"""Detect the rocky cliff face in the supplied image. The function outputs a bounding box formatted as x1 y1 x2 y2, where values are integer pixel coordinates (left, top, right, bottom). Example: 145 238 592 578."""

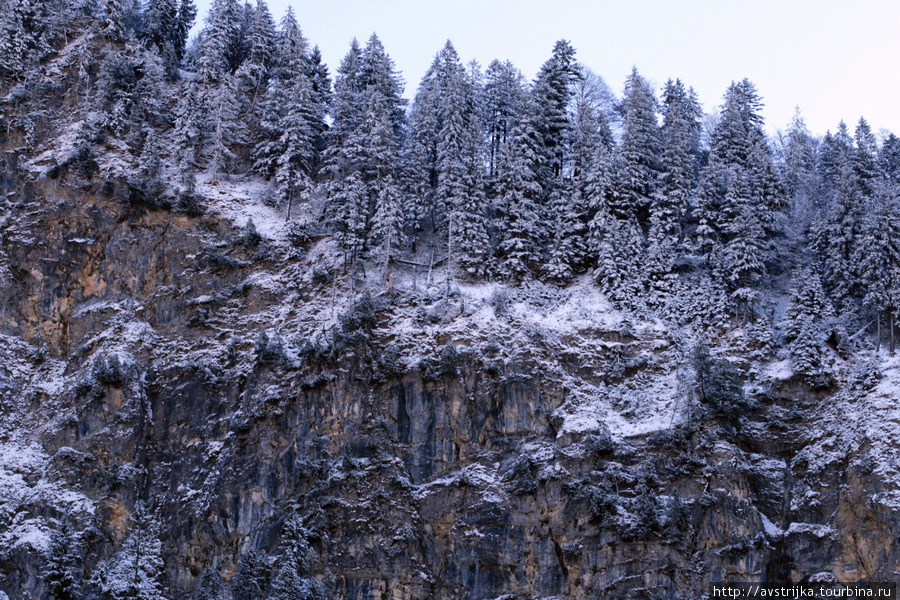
1 154 900 600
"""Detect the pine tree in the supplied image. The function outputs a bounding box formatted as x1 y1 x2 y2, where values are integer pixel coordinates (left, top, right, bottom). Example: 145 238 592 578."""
208 74 244 179
482 59 524 180
856 193 900 353
812 164 866 310
532 40 580 183
880 133 900 186
496 104 546 279
269 516 326 600
193 565 230 600
174 81 207 171
619 67 663 225
781 268 833 376
657 78 701 244
42 515 82 600
723 168 766 321
197 0 241 82
854 117 880 198
781 267 834 343
235 0 275 104
323 35 404 260
96 502 166 600
231 550 271 600
693 79 783 282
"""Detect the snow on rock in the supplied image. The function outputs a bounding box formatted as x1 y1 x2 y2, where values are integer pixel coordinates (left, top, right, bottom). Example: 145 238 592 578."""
785 522 836 539
0 443 96 553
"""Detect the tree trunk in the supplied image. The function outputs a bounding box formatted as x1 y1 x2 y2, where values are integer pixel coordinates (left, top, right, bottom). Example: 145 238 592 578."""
888 310 894 356
876 311 882 354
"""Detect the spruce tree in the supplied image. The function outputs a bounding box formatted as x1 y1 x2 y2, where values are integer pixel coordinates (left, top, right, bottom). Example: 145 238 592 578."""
856 194 900 352
42 515 82 600
657 78 701 244
231 550 271 600
619 67 663 225
269 516 326 600
95 502 167 600
496 103 546 279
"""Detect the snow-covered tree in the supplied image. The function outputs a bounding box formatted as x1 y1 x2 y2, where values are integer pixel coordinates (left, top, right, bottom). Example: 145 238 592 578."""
781 268 834 375
95 502 166 600
231 550 271 600
269 516 326 600
532 39 580 183
619 67 663 225
657 78 701 244
496 103 546 279
42 515 82 600
857 193 900 352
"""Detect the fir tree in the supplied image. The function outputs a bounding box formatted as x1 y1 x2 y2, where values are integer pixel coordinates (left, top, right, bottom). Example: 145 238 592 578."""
208 74 244 179
532 40 580 183
193 565 230 600
812 164 866 310
231 550 271 600
482 59 524 180
42 515 82 600
723 168 766 321
269 516 326 600
197 0 241 82
95 502 166 600
657 78 701 244
496 104 546 279
781 268 834 375
619 67 663 225
174 81 207 171
856 193 900 353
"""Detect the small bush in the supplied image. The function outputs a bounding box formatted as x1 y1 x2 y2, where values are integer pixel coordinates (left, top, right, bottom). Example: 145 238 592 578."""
241 219 262 248
585 430 615 459
287 220 312 248
439 341 458 377
311 268 332 286
93 354 126 387
70 142 99 178
506 455 538 495
174 188 205 216
255 330 285 366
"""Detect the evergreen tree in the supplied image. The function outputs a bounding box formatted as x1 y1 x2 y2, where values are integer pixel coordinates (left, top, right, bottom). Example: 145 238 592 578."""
781 268 834 376
231 550 271 600
323 35 404 259
657 78 701 244
42 515 82 600
780 107 818 203
235 0 275 103
482 59 524 180
723 168 766 321
532 40 580 183
269 516 326 600
174 81 208 171
208 74 244 179
880 133 900 186
812 164 866 310
197 0 242 82
693 79 783 289
853 117 880 198
619 67 663 224
193 565 230 600
95 502 166 600
856 193 900 352
496 103 546 279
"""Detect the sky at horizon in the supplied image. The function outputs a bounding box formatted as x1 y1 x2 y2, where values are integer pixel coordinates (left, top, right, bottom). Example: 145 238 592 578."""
191 0 900 138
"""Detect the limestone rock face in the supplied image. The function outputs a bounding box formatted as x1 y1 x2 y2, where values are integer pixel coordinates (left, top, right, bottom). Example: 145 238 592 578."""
2 174 900 600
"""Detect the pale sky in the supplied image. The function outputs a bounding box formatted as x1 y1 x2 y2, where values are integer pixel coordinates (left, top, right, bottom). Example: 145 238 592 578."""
192 0 900 137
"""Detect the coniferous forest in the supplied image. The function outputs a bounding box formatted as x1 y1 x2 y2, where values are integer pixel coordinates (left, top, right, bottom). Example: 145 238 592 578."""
5 1 900 599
